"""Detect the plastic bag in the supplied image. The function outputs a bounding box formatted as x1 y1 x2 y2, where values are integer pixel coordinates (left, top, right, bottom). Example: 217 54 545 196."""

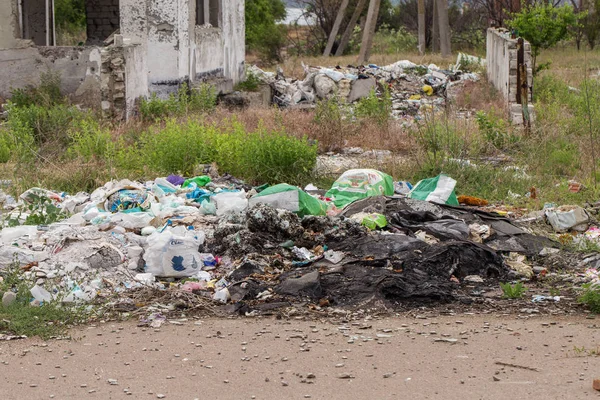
325 169 395 208
143 228 205 278
361 213 388 230
249 184 328 217
213 191 248 216
408 174 459 206
110 212 155 230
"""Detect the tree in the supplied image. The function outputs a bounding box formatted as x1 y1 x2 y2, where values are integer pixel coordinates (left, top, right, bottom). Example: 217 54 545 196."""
245 0 287 62
508 3 579 74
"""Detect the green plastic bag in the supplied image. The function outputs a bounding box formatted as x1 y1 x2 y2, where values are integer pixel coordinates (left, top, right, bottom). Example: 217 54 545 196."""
182 175 211 188
408 174 459 206
248 184 328 217
361 213 387 230
325 169 395 208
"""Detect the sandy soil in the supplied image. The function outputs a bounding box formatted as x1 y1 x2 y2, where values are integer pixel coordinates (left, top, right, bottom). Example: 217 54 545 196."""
1 314 599 400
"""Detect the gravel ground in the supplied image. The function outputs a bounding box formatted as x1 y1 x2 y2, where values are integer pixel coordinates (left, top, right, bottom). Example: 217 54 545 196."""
1 314 599 400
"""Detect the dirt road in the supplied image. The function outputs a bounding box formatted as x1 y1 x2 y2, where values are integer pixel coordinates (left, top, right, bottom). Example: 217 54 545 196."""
1 314 599 399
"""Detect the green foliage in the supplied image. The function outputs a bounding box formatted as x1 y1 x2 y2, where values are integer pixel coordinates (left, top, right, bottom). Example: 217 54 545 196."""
354 87 392 125
235 69 262 92
54 0 86 36
6 193 66 227
500 282 527 299
508 4 579 74
0 263 88 339
10 70 64 108
139 83 217 121
314 98 348 152
372 25 418 55
103 119 318 185
67 119 115 162
578 283 600 313
139 120 216 176
475 111 517 150
245 0 287 62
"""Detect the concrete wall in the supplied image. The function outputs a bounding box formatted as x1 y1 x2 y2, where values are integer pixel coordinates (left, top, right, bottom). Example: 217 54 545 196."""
0 0 20 49
123 44 148 119
86 0 121 44
486 28 534 124
192 0 244 85
0 46 101 108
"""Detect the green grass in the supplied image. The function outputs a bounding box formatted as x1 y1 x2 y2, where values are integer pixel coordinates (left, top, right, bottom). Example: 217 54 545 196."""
0 264 90 339
500 282 527 299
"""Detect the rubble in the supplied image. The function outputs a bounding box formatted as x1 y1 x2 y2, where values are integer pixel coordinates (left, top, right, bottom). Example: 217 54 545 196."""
248 58 479 119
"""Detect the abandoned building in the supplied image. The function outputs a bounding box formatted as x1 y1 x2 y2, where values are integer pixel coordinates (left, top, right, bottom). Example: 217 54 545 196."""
0 0 245 119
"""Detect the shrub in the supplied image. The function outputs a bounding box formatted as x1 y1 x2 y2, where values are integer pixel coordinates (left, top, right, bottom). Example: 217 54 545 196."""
235 69 262 92
67 119 115 162
139 83 217 121
213 120 317 186
500 282 527 299
314 98 346 151
354 86 392 125
475 111 517 150
9 70 64 108
579 283 600 313
139 120 217 176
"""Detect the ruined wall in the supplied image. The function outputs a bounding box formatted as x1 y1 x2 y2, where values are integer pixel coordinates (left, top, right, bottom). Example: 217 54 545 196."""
192 0 245 86
220 0 245 85
123 44 148 119
0 0 20 49
486 28 534 124
86 0 121 44
0 46 101 108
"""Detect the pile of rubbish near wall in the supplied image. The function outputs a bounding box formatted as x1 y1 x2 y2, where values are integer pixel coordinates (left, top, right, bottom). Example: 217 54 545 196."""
247 54 482 120
0 168 594 320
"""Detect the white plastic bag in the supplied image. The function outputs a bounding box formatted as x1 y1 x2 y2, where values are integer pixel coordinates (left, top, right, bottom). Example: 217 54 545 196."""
212 191 248 216
110 212 155 230
143 228 205 277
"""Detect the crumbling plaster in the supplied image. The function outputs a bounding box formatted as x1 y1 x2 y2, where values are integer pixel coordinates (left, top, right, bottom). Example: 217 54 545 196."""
0 46 101 108
0 0 21 49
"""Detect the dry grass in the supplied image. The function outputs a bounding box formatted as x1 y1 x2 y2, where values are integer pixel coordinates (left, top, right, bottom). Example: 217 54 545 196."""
538 46 600 87
205 106 411 153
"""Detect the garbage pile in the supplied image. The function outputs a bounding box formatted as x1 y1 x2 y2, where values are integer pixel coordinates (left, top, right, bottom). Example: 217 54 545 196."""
247 55 481 119
0 169 579 316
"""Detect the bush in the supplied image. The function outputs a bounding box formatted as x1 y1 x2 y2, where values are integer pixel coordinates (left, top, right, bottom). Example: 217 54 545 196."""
235 70 262 92
245 0 287 63
213 120 317 185
10 70 64 108
139 83 217 121
475 111 517 150
139 120 217 176
579 283 600 313
354 87 392 125
372 25 418 55
67 119 115 162
314 98 347 151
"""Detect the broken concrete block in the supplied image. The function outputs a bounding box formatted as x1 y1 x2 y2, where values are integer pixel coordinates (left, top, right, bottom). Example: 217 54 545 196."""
314 74 336 99
276 271 321 298
2 291 16 307
348 77 376 103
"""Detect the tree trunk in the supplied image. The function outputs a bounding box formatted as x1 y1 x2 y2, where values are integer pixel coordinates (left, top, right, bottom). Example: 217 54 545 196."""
418 0 426 55
432 0 439 53
436 0 451 57
324 0 350 56
358 0 381 64
335 0 368 56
